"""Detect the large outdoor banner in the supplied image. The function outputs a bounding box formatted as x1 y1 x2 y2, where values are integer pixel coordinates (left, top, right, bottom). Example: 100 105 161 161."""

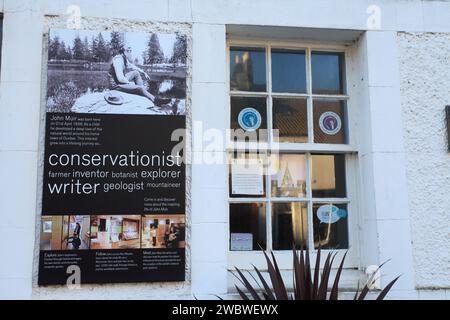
38 28 187 285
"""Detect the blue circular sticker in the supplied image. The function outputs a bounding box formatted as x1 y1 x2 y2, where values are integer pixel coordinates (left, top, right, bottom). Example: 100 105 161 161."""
238 108 262 132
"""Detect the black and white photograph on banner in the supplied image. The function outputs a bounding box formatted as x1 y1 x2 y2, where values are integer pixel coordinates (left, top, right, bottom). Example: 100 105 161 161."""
46 29 187 115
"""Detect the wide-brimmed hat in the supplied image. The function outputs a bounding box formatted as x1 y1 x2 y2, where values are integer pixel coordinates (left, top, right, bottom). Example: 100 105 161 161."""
104 91 124 105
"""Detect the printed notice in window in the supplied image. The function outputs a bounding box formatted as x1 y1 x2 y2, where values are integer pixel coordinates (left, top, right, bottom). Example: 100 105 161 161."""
230 233 253 251
231 159 264 195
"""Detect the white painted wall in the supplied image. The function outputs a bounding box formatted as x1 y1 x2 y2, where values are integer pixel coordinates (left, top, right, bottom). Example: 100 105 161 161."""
0 0 450 299
398 32 450 290
0 0 44 300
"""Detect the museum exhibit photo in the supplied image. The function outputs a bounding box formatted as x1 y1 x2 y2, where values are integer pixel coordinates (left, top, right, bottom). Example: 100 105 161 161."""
141 215 185 249
40 215 90 250
90 215 141 249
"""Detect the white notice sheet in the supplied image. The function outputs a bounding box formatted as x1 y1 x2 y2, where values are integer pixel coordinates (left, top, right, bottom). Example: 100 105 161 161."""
231 159 264 195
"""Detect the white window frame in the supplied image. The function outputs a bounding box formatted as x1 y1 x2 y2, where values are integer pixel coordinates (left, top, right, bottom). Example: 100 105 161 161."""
226 39 361 271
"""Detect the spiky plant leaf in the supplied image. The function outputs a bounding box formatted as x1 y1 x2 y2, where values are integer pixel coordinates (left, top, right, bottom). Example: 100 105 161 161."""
234 247 398 301
317 252 336 299
271 251 289 300
262 250 288 300
253 265 275 300
234 267 261 300
357 261 388 300
312 247 321 300
235 285 250 300
376 276 401 300
304 245 312 299
329 251 348 300
353 281 360 300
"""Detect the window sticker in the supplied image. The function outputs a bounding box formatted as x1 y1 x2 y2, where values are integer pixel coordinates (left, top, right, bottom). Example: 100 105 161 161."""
316 204 347 224
319 111 342 135
238 107 262 131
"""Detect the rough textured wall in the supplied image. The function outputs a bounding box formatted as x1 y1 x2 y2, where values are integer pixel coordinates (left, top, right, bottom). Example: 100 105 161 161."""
397 32 450 289
33 16 192 299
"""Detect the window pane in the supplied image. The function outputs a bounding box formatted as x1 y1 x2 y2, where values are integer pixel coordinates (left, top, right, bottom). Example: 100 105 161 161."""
230 47 266 92
311 52 344 94
271 49 306 93
311 154 346 198
272 202 308 250
271 154 307 198
313 203 349 249
273 98 308 143
229 152 267 198
230 96 267 142
230 203 266 250
313 100 346 144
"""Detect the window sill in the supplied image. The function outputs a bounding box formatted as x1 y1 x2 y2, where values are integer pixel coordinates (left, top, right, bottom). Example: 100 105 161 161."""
226 142 358 153
228 250 359 270
227 268 365 294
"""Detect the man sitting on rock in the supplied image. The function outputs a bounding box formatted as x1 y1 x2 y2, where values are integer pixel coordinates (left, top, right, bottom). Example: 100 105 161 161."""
109 46 169 106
